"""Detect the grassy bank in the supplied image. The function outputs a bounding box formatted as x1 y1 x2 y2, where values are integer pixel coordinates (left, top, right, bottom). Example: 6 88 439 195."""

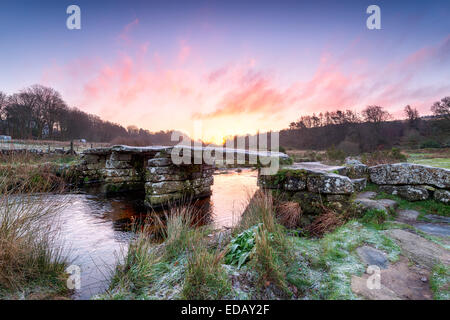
0 179 71 299
102 190 448 300
0 153 80 193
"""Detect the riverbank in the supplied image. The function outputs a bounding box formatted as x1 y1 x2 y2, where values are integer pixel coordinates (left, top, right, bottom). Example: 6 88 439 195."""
97 190 449 300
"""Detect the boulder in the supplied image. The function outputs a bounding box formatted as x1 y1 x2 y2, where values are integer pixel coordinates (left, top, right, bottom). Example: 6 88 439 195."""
379 185 429 201
145 181 186 195
351 178 367 192
105 159 132 169
354 198 398 214
345 158 369 178
396 209 420 222
434 189 450 204
369 163 450 189
284 176 307 191
257 172 307 191
307 173 354 194
356 191 377 200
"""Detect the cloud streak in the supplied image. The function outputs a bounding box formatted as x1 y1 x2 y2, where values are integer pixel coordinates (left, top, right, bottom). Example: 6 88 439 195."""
41 20 450 141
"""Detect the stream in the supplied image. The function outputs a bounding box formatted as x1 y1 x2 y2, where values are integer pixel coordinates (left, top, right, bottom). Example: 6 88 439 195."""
51 168 257 299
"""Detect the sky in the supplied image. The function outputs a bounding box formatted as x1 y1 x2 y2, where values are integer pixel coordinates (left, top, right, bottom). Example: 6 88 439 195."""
0 0 449 143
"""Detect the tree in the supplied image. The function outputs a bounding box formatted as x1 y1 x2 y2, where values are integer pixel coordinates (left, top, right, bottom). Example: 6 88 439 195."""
431 97 450 121
362 105 391 123
404 105 420 128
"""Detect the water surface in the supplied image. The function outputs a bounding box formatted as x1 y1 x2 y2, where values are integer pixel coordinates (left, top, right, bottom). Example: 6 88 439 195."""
54 168 257 299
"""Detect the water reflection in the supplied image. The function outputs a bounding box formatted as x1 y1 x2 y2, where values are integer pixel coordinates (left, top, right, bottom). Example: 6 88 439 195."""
54 168 257 299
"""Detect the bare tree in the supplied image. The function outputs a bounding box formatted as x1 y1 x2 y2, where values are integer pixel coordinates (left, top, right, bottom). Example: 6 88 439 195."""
362 105 391 123
404 105 419 121
431 97 450 121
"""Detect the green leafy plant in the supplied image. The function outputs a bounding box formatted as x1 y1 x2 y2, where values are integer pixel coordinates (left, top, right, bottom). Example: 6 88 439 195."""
225 224 263 268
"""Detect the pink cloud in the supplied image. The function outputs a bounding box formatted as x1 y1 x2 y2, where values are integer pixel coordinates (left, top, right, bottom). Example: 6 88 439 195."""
41 25 450 136
118 18 139 44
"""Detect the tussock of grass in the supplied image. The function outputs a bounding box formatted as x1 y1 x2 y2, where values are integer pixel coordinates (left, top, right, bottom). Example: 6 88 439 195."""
182 245 230 299
231 191 294 298
276 201 302 229
0 179 70 299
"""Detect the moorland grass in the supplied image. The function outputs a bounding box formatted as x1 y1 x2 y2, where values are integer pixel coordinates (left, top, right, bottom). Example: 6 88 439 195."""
0 178 70 299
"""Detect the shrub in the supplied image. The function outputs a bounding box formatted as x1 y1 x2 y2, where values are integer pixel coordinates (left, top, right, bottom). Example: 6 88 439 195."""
420 140 441 149
326 146 346 161
337 140 360 156
360 148 407 166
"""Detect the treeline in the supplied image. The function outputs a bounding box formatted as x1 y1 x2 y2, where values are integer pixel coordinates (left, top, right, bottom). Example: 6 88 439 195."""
0 85 176 144
224 98 450 153
280 100 450 153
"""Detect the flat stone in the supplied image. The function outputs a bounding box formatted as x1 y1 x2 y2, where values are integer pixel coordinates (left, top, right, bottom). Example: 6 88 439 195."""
104 168 138 178
351 276 401 300
397 210 420 221
346 163 369 179
307 173 354 194
147 157 172 167
379 185 429 201
354 198 397 213
110 151 132 161
423 215 450 224
356 246 389 269
356 191 377 200
377 199 398 211
414 223 450 238
386 229 450 269
369 163 450 189
146 181 186 194
283 176 307 191
105 159 132 169
284 162 346 174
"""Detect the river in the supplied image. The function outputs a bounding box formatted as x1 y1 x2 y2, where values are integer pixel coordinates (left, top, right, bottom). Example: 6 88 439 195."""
52 168 258 299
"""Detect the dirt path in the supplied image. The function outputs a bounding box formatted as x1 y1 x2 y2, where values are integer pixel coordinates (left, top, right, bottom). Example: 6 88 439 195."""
351 193 449 300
